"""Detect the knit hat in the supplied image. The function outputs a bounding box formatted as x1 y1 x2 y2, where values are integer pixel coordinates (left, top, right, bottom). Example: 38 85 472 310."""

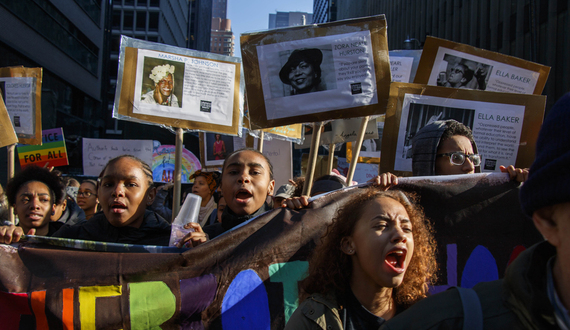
189 170 220 193
520 93 570 217
412 119 479 176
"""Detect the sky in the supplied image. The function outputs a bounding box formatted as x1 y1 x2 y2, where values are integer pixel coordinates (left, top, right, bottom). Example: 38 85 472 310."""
227 0 314 57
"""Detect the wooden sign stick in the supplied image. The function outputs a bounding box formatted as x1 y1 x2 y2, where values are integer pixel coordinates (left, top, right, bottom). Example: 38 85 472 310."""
7 144 15 224
346 116 369 185
302 122 324 196
257 130 264 153
327 143 335 174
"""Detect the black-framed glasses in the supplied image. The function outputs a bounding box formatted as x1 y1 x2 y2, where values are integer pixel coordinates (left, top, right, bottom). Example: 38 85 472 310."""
77 191 96 198
436 152 481 166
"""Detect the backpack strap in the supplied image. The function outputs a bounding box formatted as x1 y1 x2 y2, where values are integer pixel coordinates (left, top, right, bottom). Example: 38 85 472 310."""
455 287 483 330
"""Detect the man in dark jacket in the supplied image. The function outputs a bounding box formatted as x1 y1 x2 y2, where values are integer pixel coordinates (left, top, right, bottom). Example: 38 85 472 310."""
382 93 570 329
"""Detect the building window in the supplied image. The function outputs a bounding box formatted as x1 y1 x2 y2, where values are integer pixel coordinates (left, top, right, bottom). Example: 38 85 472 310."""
123 11 134 30
148 12 159 31
137 0 146 6
112 11 121 29
149 0 159 6
136 11 146 31
124 0 134 5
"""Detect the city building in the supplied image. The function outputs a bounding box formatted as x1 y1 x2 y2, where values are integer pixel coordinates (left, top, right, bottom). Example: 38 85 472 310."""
212 0 227 19
0 0 107 176
106 0 211 158
269 11 313 29
313 0 336 23
333 0 568 111
211 18 235 56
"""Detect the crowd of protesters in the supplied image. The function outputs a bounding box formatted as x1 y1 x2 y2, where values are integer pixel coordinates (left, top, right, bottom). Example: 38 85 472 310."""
0 93 569 329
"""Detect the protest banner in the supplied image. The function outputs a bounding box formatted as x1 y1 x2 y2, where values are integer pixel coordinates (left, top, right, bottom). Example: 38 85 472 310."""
346 114 385 163
114 36 242 135
0 174 542 329
381 83 546 176
389 49 422 83
337 157 378 183
414 36 550 95
0 94 18 148
17 128 68 168
295 117 378 149
0 66 43 145
152 144 201 183
262 138 293 189
241 15 391 129
82 138 153 176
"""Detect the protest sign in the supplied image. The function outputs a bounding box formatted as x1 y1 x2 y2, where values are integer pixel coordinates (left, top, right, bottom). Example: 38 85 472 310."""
414 36 550 95
17 128 68 168
295 117 378 149
381 83 546 176
389 49 422 83
346 114 385 163
0 94 17 148
0 66 42 145
262 138 293 188
261 124 303 142
115 37 242 135
241 15 391 128
0 174 542 329
152 144 201 183
202 132 244 167
82 138 153 176
336 157 378 183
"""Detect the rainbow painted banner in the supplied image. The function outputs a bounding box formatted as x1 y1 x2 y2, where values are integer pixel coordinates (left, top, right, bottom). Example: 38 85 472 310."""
152 144 201 183
0 174 542 329
17 128 68 168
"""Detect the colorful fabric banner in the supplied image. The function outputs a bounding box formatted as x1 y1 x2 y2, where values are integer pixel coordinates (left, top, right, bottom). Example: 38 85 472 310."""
0 173 542 329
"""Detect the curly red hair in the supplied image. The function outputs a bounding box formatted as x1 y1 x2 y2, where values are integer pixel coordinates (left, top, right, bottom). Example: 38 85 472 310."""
301 188 438 309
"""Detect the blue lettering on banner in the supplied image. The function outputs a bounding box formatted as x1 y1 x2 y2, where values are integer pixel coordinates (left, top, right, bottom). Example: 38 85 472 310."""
222 269 270 330
461 245 499 288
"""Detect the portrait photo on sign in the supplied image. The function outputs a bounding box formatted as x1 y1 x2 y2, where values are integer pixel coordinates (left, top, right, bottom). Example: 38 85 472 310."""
436 54 492 91
140 57 185 108
398 103 475 161
273 46 337 98
204 132 235 166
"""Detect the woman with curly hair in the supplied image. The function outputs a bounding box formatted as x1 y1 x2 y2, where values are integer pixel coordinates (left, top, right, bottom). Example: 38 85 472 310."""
286 188 437 329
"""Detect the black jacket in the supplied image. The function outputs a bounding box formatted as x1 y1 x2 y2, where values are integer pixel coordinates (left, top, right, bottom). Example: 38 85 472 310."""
53 210 171 246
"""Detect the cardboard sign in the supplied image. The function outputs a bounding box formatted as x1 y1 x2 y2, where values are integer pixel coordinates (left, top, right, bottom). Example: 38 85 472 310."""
241 15 391 128
17 128 68 168
152 144 201 183
345 114 385 163
82 138 153 176
0 66 43 145
0 175 542 329
0 94 17 148
414 36 550 95
115 37 242 135
389 49 422 83
295 117 378 149
381 83 546 176
262 124 303 142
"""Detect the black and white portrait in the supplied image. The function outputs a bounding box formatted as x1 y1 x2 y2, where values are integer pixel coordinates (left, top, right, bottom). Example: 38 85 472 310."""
436 54 492 91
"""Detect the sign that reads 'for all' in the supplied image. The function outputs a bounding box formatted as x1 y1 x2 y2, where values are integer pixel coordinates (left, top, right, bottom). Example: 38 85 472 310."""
17 128 68 168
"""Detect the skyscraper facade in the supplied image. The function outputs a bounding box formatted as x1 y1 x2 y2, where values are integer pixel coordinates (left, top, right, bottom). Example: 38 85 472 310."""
211 18 235 56
268 11 313 29
333 0 568 111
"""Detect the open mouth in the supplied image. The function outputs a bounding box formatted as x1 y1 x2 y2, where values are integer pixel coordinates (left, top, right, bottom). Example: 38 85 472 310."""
27 213 44 221
235 189 252 203
384 248 407 273
110 201 127 213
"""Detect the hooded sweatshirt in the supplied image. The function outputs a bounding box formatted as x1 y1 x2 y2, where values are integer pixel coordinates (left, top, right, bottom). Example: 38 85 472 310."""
411 119 479 176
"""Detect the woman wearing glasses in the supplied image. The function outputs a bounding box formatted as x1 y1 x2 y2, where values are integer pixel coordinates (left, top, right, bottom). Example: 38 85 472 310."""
412 119 528 181
76 180 99 220
437 63 474 89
